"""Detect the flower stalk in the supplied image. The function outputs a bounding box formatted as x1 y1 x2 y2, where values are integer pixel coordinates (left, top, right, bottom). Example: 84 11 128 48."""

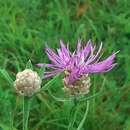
23 96 32 130
77 100 90 130
68 98 78 130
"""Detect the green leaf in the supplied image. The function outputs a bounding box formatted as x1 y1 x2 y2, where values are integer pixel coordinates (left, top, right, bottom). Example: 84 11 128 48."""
0 69 13 86
38 67 45 79
25 60 33 70
0 123 17 130
41 74 61 91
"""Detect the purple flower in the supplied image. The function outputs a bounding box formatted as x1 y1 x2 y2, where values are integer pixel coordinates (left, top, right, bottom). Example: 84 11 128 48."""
37 40 73 78
37 40 118 85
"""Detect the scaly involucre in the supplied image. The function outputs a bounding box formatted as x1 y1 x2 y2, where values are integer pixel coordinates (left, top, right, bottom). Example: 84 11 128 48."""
37 40 118 85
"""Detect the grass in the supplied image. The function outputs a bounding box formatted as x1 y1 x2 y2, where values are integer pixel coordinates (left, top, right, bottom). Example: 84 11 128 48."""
0 0 130 130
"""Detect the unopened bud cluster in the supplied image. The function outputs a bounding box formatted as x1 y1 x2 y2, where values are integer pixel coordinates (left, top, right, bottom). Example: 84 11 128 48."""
14 69 41 97
63 74 91 96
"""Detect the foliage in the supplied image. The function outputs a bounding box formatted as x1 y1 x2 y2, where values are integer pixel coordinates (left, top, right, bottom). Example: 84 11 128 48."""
0 0 130 130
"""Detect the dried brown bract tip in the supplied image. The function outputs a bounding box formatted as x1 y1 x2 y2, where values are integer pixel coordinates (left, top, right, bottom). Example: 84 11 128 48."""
14 69 41 97
63 74 91 96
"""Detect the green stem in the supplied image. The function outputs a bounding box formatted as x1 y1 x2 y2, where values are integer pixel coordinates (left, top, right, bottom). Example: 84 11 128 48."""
10 111 14 130
23 96 32 130
68 98 77 130
77 100 90 130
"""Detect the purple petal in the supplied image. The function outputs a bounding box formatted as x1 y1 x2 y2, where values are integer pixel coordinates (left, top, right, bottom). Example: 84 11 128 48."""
77 39 81 54
36 63 61 69
45 47 63 67
83 40 92 56
84 52 117 73
44 69 62 78
60 40 71 60
85 42 102 65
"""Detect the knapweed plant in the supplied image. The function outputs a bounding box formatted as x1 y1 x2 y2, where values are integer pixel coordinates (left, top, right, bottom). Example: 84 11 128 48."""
13 40 118 130
36 40 118 130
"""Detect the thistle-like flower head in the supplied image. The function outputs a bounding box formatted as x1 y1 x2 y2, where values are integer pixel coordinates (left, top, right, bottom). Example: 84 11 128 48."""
37 40 118 86
14 69 41 97
63 40 118 85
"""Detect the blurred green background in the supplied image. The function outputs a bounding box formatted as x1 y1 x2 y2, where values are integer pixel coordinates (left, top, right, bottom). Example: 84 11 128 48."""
0 0 130 130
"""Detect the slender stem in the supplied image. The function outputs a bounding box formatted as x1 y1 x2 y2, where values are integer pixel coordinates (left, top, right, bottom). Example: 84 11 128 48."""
10 111 14 130
77 100 90 130
68 98 77 130
23 96 32 130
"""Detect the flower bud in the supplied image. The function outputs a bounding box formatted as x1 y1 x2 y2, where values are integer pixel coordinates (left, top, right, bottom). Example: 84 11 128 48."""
14 69 41 97
63 74 91 96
